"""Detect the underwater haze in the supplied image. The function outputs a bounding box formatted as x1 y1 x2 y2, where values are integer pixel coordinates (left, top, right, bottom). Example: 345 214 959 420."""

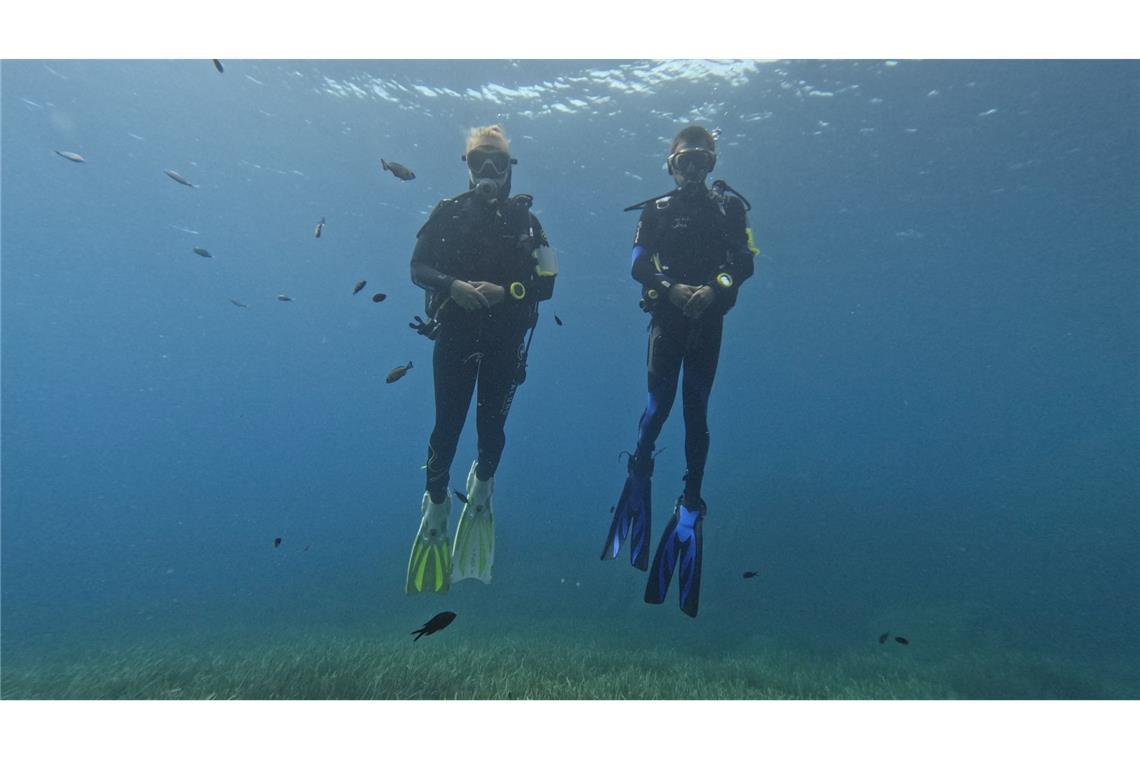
1 59 1137 699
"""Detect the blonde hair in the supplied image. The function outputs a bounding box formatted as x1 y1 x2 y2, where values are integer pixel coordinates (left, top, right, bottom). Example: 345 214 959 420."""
465 124 510 155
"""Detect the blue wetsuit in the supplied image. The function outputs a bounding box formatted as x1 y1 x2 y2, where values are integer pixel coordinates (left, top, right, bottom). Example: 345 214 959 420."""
628 187 753 504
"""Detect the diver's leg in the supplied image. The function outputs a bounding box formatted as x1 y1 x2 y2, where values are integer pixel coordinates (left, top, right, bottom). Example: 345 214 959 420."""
643 316 718 615
679 316 723 505
472 322 527 480
425 323 479 501
602 315 684 569
452 322 525 584
634 315 685 460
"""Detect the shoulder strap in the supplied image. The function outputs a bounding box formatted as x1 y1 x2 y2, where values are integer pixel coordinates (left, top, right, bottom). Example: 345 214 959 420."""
624 189 678 213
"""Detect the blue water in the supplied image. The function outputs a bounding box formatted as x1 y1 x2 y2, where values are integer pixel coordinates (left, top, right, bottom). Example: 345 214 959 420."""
2 59 1137 698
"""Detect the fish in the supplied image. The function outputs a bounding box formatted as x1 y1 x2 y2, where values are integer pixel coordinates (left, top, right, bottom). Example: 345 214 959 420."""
742 571 759 579
353 280 366 295
895 636 909 646
371 293 387 303
609 505 615 513
229 299 247 308
453 489 468 504
192 246 212 258
411 611 456 641
386 361 413 384
212 59 224 73
164 170 196 188
879 632 890 644
554 314 563 326
54 150 85 163
314 217 325 238
381 158 416 181
304 545 310 552
273 537 282 548
277 294 293 302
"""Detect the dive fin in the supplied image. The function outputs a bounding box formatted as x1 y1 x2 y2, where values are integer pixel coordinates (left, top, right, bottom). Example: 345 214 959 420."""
600 454 654 570
452 461 494 583
644 498 705 617
406 492 452 594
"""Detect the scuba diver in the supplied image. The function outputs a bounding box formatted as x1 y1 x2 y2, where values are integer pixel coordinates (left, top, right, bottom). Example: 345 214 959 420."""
600 125 758 617
406 124 558 594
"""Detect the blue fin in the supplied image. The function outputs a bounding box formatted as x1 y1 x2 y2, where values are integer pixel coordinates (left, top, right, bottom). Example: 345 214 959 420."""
644 499 705 617
600 470 652 570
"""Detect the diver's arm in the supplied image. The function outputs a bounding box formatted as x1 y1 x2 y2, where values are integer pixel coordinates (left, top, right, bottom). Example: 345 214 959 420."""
527 214 556 303
631 244 676 295
496 213 556 306
704 197 755 299
630 205 677 296
410 230 456 294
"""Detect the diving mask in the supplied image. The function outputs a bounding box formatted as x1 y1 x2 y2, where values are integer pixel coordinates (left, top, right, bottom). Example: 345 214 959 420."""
668 147 716 177
463 148 515 178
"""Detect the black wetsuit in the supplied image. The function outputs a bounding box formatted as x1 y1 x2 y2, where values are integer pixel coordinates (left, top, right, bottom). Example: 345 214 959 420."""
410 192 554 501
628 186 754 503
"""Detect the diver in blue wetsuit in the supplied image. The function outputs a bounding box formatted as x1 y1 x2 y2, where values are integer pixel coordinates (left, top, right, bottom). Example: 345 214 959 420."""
601 125 757 618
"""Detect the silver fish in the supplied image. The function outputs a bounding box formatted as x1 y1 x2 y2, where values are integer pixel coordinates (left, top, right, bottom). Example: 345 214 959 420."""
212 59 224 74
229 299 247 308
54 150 85 163
164 169 196 188
353 280 366 295
314 217 325 238
277 294 293 302
192 246 212 258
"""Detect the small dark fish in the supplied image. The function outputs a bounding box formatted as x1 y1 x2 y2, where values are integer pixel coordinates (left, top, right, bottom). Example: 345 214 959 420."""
212 59 224 74
554 314 563 326
304 545 310 552
273 537 282 548
609 505 615 513
742 571 759 579
371 293 387 303
164 169 196 188
277 294 293 302
895 636 909 646
879 632 890 644
54 150 85 163
386 361 413 384
381 158 415 181
411 611 456 641
453 489 468 504
314 216 325 238
192 246 212 258
353 280 366 295
229 298 247 308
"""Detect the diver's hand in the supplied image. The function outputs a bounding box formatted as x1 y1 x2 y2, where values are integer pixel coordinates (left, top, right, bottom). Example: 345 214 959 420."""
450 279 491 310
683 285 716 319
668 284 698 309
471 281 506 307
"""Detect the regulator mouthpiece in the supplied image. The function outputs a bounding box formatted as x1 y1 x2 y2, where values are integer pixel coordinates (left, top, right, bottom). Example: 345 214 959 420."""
474 178 500 200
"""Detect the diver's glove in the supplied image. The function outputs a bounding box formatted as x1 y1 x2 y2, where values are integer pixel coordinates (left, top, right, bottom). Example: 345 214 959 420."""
408 315 441 341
